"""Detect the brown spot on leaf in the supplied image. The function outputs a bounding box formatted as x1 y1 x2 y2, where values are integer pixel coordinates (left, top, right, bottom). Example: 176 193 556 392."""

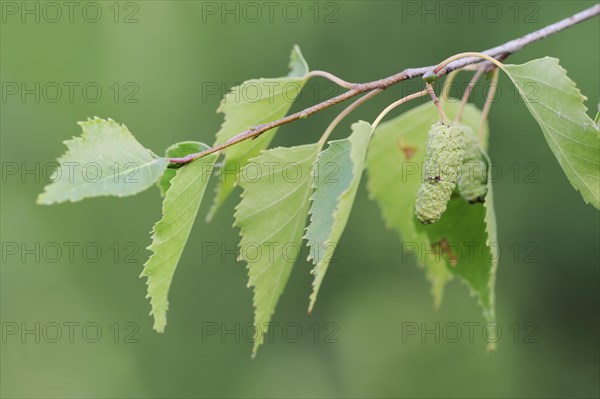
431 238 458 266
396 138 418 160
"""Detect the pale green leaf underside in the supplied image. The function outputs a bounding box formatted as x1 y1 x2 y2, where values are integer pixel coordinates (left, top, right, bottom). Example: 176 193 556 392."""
157 141 209 197
235 143 320 356
305 121 372 313
366 102 497 326
207 45 310 221
503 58 600 209
142 151 217 332
37 117 168 204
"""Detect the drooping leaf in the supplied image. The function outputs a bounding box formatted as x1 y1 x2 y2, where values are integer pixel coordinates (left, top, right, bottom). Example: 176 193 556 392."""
37 117 168 204
207 45 310 221
502 58 600 209
413 156 497 319
157 141 209 197
141 151 217 332
235 143 320 356
366 102 497 329
305 121 372 313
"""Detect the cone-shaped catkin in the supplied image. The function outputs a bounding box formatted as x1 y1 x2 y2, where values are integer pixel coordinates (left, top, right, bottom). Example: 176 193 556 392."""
415 122 466 224
458 126 488 203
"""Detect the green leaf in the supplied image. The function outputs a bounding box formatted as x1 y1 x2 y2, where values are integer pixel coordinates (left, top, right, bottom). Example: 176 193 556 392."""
502 58 600 209
37 117 168 204
157 141 209 197
305 121 372 313
366 102 497 331
207 45 310 221
235 143 320 356
412 175 499 351
141 151 217 332
413 155 498 325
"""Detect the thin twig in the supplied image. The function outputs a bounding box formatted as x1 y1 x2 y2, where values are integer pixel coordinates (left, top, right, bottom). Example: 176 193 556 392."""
434 52 503 74
169 4 599 164
480 68 500 144
371 90 429 132
426 82 450 124
306 70 355 89
433 4 599 74
440 70 459 106
455 67 486 123
317 89 383 148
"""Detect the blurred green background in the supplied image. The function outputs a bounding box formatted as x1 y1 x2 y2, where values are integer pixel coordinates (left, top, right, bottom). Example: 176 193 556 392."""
1 1 599 397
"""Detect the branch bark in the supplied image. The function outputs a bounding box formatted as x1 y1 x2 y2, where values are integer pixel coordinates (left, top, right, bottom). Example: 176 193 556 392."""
169 4 600 165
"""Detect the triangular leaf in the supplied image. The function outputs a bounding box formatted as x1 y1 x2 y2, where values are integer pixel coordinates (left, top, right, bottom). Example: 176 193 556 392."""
235 143 320 356
141 151 217 332
414 151 498 350
305 121 372 313
502 58 600 209
207 45 310 221
37 117 168 204
366 102 497 329
157 141 209 197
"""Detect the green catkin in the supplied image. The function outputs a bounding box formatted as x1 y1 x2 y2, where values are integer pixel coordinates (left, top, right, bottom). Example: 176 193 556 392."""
415 122 466 224
458 126 488 203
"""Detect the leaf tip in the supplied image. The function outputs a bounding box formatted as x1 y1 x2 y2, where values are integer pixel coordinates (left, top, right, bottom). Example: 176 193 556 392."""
153 321 166 334
307 302 315 316
35 193 49 205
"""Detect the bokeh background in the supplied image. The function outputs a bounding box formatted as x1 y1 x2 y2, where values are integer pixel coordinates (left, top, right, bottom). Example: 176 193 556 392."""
1 1 599 397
